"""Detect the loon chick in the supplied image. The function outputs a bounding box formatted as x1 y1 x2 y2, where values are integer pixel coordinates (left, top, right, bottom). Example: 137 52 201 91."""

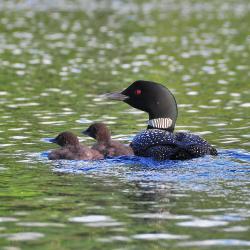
106 80 217 160
48 131 103 160
82 123 134 157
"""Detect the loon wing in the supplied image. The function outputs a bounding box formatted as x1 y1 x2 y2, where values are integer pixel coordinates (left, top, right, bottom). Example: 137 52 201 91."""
144 145 192 161
175 132 218 157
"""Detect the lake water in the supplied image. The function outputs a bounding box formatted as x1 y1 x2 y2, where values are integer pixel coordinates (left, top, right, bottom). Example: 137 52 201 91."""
0 0 250 249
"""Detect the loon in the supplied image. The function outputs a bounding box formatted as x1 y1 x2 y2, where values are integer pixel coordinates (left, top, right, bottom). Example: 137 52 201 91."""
82 123 134 157
48 131 103 160
105 80 217 160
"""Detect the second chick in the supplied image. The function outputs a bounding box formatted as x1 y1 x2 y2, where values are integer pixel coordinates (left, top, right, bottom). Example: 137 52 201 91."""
83 123 134 157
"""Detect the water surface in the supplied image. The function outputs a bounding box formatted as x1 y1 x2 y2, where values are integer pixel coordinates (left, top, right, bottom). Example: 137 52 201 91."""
0 0 250 249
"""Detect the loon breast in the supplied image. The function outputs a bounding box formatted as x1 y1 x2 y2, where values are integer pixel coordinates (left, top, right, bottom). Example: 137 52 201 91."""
130 129 217 160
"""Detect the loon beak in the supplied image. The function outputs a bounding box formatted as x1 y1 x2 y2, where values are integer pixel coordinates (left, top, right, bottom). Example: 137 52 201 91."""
104 91 128 101
82 129 89 136
49 138 57 143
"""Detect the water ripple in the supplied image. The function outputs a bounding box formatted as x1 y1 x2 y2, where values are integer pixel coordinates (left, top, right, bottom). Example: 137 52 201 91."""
0 232 44 241
178 239 250 247
69 215 123 227
132 233 189 240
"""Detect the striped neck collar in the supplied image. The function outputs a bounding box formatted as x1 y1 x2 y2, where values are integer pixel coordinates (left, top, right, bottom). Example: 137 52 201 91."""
148 117 173 129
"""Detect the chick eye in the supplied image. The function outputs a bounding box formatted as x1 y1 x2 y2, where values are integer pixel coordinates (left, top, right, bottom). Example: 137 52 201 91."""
134 89 142 95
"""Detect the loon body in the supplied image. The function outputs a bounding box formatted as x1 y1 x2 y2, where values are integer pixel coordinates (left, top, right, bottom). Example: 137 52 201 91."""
131 129 217 160
106 80 217 161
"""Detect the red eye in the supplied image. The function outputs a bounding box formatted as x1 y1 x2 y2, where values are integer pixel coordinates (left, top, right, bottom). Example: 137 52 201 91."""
134 89 142 95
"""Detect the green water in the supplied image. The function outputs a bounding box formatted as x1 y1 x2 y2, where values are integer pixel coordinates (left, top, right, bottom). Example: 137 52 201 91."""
0 0 250 249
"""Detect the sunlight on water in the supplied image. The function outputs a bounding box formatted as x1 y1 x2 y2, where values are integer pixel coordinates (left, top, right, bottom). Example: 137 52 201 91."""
0 0 249 249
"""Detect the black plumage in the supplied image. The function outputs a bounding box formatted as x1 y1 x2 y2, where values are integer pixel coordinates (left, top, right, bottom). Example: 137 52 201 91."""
131 130 217 160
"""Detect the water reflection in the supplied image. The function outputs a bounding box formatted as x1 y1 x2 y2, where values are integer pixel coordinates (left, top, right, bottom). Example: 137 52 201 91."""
178 239 250 247
0 232 44 241
69 215 123 227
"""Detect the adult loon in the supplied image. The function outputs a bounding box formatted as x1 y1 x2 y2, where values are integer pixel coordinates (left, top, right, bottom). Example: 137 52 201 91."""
105 80 217 160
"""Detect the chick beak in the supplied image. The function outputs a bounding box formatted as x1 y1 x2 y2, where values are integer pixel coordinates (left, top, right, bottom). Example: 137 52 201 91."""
82 129 89 136
49 138 57 143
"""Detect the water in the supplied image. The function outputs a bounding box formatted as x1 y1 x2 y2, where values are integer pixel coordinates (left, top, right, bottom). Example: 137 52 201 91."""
0 0 250 249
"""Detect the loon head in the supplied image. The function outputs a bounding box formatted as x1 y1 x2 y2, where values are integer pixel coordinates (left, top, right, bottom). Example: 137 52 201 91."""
105 80 178 132
82 123 111 143
50 131 80 147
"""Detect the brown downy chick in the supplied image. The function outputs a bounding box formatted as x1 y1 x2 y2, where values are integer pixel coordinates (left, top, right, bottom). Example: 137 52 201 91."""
83 123 134 157
48 131 103 160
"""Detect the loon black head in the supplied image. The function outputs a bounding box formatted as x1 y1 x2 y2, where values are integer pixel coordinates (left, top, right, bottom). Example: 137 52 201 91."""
106 80 178 132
